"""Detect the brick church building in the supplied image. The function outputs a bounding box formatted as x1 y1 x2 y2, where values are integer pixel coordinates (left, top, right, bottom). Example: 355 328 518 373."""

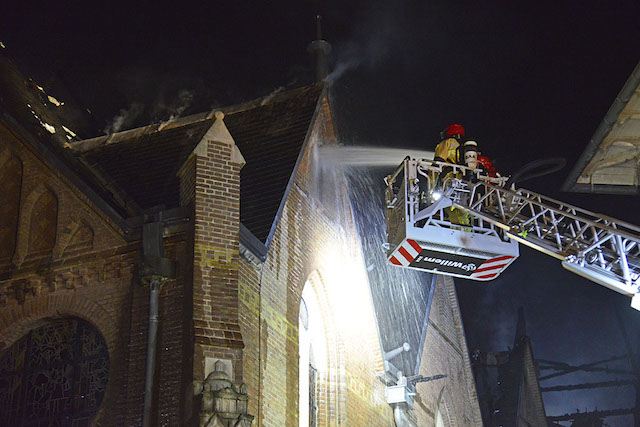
0 52 482 425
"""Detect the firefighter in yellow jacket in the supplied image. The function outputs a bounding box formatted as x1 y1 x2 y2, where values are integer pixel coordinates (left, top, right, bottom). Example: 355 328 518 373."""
434 123 469 226
434 123 465 164
432 123 464 192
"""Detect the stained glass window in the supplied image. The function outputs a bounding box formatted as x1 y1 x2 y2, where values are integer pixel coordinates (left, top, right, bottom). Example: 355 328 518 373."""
0 317 109 426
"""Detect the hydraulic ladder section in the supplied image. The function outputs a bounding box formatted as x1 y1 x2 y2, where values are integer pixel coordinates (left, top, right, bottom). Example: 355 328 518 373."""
385 158 640 310
458 171 640 308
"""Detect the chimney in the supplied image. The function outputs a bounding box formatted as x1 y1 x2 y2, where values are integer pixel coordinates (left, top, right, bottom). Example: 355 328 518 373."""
307 15 332 81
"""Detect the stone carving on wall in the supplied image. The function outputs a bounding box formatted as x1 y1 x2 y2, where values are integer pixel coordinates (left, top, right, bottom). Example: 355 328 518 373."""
9 279 35 304
194 360 254 427
55 217 94 259
0 259 133 307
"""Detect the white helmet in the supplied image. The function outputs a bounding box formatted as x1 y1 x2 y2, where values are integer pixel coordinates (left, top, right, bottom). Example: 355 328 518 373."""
463 141 478 169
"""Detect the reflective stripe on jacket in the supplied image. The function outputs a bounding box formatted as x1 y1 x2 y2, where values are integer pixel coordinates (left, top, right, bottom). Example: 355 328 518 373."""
434 138 460 164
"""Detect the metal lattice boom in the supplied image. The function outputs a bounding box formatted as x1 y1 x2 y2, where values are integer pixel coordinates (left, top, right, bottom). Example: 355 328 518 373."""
407 159 640 309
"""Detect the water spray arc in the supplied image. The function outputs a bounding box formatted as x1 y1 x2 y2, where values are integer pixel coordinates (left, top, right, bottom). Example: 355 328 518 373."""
328 146 443 425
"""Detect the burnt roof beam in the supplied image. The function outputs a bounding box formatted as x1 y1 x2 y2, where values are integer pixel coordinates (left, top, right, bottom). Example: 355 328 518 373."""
548 407 635 422
537 355 629 381
540 379 637 392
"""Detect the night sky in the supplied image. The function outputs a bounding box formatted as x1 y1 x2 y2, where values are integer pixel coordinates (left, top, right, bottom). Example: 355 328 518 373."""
3 1 640 424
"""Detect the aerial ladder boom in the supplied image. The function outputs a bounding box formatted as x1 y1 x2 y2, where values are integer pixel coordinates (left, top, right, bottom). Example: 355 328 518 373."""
384 158 640 310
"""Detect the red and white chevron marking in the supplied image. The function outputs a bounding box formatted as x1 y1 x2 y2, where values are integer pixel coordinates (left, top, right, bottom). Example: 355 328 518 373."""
470 255 514 279
389 239 423 266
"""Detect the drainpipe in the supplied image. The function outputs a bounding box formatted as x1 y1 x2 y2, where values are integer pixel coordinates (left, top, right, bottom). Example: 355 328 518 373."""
393 403 417 427
143 276 161 427
386 369 447 426
140 220 174 427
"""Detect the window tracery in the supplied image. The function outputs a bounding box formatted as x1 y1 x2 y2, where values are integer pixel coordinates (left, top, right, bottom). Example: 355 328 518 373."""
0 317 109 426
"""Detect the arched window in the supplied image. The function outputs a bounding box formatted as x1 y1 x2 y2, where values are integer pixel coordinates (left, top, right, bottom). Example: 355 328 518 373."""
28 188 58 258
0 317 110 426
299 278 328 427
434 388 448 427
0 155 23 267
435 405 445 427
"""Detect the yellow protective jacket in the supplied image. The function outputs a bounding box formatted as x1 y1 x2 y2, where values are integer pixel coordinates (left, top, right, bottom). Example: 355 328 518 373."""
434 137 460 164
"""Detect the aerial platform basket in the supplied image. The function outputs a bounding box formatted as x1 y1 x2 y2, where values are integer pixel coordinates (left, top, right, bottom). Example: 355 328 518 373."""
385 157 640 309
384 158 519 281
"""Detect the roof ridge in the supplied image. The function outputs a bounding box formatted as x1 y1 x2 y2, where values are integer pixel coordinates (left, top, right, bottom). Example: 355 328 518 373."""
70 82 326 153
77 81 327 245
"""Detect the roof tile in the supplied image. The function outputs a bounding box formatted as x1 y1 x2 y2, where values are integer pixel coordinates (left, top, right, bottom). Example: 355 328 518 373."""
82 83 325 243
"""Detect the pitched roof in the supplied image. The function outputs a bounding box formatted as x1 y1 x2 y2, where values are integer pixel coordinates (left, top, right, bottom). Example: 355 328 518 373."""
76 83 326 244
473 310 547 426
0 52 74 147
0 53 133 231
563 60 640 195
492 336 547 426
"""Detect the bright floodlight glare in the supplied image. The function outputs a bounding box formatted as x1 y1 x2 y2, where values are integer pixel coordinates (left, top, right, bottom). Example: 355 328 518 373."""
320 239 376 338
432 191 442 201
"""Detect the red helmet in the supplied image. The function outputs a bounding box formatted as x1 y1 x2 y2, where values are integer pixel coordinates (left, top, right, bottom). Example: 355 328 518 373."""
444 123 465 138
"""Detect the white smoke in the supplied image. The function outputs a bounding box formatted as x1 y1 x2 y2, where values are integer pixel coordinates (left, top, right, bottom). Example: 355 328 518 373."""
103 89 195 134
165 89 194 119
327 2 406 83
103 102 144 134
260 86 285 106
149 89 195 123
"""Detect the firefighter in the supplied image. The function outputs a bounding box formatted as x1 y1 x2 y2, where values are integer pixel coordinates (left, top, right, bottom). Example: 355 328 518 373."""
433 124 472 227
467 143 503 216
434 123 465 164
463 140 479 175
462 139 499 178
477 152 498 177
432 123 465 193
447 139 480 227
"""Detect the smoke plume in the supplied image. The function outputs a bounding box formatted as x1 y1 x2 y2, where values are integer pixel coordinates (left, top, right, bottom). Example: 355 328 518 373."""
103 102 143 134
103 89 197 134
327 1 412 83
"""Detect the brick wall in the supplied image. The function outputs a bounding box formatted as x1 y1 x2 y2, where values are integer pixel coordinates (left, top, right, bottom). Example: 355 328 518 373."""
413 275 483 426
238 97 395 426
237 96 482 426
178 113 246 392
0 91 484 426
237 258 261 420
0 123 190 426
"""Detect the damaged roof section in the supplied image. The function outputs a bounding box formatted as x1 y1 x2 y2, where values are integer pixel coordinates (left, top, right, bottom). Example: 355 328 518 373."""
75 83 326 245
564 60 640 195
1 52 326 249
0 53 77 145
0 53 136 231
